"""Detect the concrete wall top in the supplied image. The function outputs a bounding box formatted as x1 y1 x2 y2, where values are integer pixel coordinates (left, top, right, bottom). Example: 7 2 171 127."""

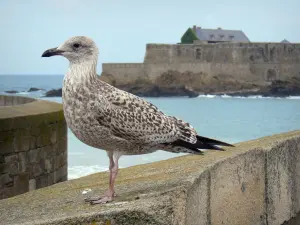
0 95 64 131
0 130 299 225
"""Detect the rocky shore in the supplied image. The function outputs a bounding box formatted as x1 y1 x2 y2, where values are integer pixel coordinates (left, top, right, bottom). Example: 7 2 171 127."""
100 71 300 98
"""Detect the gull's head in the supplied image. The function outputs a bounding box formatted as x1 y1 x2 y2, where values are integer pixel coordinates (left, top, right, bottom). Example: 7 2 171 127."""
41 36 98 63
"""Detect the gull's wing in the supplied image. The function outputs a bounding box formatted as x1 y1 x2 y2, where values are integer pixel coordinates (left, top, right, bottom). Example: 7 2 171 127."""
93 81 198 145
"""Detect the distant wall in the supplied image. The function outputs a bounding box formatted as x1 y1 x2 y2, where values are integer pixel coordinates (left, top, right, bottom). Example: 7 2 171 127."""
102 63 145 85
0 95 67 200
102 42 300 83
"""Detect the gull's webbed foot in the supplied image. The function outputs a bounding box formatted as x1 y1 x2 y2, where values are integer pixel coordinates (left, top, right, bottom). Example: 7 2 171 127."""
84 196 101 202
90 195 113 205
84 192 117 204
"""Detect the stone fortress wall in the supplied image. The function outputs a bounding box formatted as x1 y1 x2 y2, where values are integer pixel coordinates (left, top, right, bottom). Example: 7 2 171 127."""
0 95 68 200
102 42 300 83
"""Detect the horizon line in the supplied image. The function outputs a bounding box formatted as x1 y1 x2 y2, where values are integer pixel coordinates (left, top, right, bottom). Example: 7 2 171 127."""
0 74 64 76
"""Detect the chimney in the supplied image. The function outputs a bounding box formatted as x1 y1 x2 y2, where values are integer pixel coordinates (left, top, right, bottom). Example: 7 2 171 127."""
217 27 222 30
192 25 197 31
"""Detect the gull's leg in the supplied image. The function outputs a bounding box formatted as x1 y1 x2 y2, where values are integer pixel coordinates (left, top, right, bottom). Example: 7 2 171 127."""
90 152 121 205
84 151 114 203
105 151 117 196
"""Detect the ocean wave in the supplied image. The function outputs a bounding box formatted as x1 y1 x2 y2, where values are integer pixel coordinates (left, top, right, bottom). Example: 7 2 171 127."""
197 94 216 98
68 165 108 180
287 96 300 100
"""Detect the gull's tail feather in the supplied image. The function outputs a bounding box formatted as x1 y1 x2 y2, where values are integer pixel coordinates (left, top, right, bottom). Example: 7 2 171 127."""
196 135 235 147
168 135 234 154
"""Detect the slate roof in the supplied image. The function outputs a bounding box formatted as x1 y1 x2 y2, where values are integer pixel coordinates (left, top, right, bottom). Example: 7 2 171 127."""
193 27 250 43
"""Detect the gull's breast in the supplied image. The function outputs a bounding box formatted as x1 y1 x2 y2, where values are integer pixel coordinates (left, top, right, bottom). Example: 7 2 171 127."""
62 81 111 149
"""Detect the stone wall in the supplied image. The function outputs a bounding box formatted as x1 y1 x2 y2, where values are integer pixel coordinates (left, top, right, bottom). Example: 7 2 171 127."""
102 42 300 83
0 95 67 200
102 63 145 85
0 130 299 225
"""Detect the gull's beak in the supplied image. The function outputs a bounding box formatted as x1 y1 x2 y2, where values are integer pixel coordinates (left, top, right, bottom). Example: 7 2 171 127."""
41 47 65 57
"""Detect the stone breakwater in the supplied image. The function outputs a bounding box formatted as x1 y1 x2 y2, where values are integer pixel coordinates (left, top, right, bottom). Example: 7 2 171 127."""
0 130 299 225
0 95 68 200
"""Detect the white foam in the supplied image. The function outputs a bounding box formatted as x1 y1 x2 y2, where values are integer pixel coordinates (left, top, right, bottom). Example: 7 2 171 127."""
220 94 232 98
18 92 29 95
197 94 216 98
287 96 300 100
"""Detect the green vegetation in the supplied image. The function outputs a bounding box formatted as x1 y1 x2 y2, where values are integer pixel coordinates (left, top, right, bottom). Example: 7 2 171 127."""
181 28 199 44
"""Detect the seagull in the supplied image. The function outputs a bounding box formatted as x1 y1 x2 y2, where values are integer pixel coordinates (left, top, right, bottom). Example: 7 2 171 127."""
42 36 234 204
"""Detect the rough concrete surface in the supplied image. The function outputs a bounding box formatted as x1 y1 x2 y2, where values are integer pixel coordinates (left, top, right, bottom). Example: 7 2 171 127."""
0 130 299 225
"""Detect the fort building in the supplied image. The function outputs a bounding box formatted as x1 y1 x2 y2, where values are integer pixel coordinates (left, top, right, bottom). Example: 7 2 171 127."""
102 26 300 85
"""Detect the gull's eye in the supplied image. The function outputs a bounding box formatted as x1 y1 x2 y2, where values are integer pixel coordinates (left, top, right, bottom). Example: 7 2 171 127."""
73 43 80 48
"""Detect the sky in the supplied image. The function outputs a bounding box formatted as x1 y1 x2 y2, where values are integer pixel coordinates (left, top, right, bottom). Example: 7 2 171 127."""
0 0 300 75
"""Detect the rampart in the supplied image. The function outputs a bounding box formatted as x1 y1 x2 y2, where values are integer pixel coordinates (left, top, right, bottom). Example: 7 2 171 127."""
0 130 299 225
102 42 300 83
0 95 68 199
102 63 145 85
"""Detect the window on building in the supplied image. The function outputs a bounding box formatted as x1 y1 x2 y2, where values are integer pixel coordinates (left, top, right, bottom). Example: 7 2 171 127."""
229 35 234 41
220 35 225 40
195 48 201 59
210 34 215 40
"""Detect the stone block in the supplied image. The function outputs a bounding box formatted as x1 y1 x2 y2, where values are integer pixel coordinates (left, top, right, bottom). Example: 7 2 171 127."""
36 136 47 148
0 131 14 142
4 154 18 163
57 137 67 155
28 163 44 177
54 152 67 170
265 138 300 225
210 150 266 225
54 164 68 183
18 152 27 173
30 126 41 137
29 179 36 191
0 161 19 175
57 122 67 138
14 136 31 152
60 174 68 182
35 125 52 147
29 136 36 149
45 158 53 173
48 172 54 186
40 145 54 158
0 135 14 154
0 187 14 200
27 148 40 163
13 173 29 195
0 155 4 163
0 173 13 188
12 129 33 152
36 175 48 189
50 125 58 144
185 170 210 225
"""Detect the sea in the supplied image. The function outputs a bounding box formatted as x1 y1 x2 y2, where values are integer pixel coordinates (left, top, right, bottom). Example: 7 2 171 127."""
1 75 300 180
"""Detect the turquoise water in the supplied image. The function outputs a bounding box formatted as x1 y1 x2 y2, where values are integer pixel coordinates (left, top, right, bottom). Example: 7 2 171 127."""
1 75 300 179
